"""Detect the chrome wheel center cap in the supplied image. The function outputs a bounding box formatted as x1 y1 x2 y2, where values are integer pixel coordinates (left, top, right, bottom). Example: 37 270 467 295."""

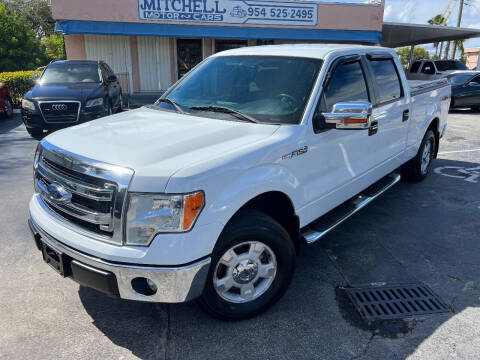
232 259 258 284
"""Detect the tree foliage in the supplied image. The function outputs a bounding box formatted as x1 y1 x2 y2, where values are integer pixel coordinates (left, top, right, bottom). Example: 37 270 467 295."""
0 2 65 71
42 34 66 62
0 70 40 105
396 47 431 69
0 3 47 72
1 0 55 38
427 14 447 58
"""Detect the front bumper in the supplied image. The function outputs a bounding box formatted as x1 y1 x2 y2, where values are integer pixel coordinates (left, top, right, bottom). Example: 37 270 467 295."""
21 108 105 130
29 217 210 303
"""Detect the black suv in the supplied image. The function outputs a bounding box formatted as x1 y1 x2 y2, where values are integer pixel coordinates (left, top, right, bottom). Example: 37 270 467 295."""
22 60 123 139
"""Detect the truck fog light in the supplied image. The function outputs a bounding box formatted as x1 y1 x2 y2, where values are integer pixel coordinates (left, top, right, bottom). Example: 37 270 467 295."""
131 277 158 296
147 279 158 292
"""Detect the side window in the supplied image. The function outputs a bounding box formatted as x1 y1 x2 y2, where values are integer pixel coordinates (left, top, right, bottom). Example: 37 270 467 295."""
468 75 480 86
421 62 435 75
99 64 108 82
409 61 421 73
369 59 402 104
323 61 370 112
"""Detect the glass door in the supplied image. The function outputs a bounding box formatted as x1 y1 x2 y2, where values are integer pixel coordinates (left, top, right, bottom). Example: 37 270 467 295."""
177 39 202 79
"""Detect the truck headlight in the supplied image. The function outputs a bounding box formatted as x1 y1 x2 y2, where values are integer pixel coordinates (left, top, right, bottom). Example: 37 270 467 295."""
86 97 104 108
22 99 36 111
126 192 204 246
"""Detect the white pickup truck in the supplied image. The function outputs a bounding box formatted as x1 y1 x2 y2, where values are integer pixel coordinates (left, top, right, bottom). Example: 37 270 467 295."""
29 45 451 320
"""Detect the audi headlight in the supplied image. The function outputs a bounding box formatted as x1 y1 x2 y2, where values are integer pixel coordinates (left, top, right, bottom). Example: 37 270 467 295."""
86 97 104 108
22 99 36 111
126 192 204 246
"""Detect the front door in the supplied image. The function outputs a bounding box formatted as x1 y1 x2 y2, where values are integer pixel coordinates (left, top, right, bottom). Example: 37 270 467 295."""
177 39 202 79
458 75 480 108
297 56 383 223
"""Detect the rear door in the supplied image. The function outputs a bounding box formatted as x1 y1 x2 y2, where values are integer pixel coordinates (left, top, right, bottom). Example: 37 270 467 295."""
463 75 480 107
365 53 409 164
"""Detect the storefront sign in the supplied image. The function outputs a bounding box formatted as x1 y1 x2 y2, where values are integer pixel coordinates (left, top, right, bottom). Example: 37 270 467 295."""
139 0 318 26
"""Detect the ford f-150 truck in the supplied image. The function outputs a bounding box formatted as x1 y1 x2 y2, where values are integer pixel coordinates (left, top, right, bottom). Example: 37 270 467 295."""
29 45 450 320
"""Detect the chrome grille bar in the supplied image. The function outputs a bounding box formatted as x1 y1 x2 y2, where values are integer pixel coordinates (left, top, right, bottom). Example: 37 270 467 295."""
34 140 135 245
37 179 112 225
37 161 113 201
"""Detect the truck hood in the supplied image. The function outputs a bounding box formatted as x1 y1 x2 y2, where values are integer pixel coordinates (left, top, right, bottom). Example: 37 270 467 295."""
45 107 280 192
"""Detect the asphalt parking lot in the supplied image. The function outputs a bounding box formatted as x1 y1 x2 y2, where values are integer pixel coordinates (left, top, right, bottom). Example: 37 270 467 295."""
0 111 479 360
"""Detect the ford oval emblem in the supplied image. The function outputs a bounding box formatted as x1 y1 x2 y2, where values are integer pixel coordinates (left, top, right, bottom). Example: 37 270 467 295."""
46 183 72 203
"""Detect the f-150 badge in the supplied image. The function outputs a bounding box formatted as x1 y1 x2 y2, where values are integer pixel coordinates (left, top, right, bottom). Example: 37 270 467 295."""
282 146 308 160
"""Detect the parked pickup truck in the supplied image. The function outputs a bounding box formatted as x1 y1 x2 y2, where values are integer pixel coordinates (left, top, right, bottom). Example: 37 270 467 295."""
29 45 451 320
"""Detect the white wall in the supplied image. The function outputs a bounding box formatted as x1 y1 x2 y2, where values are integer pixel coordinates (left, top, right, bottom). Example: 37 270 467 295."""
137 36 172 91
84 35 132 74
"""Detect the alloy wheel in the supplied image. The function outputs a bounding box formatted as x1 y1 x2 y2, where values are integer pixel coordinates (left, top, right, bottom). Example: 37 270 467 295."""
213 241 277 304
421 139 433 174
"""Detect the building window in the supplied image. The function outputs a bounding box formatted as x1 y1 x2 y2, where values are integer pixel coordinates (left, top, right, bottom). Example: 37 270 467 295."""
257 40 274 46
215 40 248 53
177 39 203 79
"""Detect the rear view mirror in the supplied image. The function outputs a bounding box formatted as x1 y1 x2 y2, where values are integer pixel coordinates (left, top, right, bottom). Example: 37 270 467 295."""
322 102 373 130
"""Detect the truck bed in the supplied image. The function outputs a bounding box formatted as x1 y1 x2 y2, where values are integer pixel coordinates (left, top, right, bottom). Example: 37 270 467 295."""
408 78 449 97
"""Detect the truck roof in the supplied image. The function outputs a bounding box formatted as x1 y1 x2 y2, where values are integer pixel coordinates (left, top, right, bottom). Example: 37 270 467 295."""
212 44 395 59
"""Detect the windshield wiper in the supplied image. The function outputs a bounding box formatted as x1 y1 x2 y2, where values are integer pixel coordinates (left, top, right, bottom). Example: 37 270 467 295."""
189 106 259 124
157 98 185 114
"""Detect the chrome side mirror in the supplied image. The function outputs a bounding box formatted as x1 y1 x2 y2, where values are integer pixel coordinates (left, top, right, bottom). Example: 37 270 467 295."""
322 101 373 130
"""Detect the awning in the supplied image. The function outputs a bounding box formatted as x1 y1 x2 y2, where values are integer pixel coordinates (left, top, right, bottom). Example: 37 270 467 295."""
382 22 480 48
55 20 382 44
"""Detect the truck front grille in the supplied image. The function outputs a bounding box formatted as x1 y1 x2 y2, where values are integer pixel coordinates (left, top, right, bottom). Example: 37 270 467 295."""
34 141 134 245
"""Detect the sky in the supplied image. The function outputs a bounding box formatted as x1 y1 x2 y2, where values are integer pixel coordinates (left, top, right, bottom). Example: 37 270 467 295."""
383 0 480 51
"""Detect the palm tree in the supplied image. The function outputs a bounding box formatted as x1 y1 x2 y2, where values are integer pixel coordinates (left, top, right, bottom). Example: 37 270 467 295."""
428 14 447 58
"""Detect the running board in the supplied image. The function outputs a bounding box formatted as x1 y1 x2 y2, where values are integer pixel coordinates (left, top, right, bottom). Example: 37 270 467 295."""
301 173 401 245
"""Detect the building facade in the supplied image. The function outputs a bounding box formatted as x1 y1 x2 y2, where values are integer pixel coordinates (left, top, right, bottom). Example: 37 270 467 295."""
465 48 480 70
52 0 385 94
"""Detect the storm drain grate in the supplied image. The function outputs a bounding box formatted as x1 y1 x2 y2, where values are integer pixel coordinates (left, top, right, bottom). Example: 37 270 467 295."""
345 284 449 321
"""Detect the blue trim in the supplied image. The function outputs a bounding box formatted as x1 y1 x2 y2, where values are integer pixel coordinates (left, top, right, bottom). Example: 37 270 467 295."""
56 21 381 44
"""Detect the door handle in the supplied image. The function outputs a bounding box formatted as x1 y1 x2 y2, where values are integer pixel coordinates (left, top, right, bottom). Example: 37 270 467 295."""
403 109 410 122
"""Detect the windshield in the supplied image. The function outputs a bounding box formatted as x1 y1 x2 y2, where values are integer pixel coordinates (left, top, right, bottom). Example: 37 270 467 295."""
447 74 474 86
159 56 323 124
435 60 468 72
41 63 101 84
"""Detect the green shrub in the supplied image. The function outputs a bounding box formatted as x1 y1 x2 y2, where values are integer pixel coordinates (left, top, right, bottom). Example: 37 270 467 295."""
0 70 40 106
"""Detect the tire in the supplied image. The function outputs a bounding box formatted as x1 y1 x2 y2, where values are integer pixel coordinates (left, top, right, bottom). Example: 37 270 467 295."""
116 93 123 113
402 129 436 182
3 97 13 118
105 100 113 116
198 210 296 320
449 98 455 110
26 128 44 140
